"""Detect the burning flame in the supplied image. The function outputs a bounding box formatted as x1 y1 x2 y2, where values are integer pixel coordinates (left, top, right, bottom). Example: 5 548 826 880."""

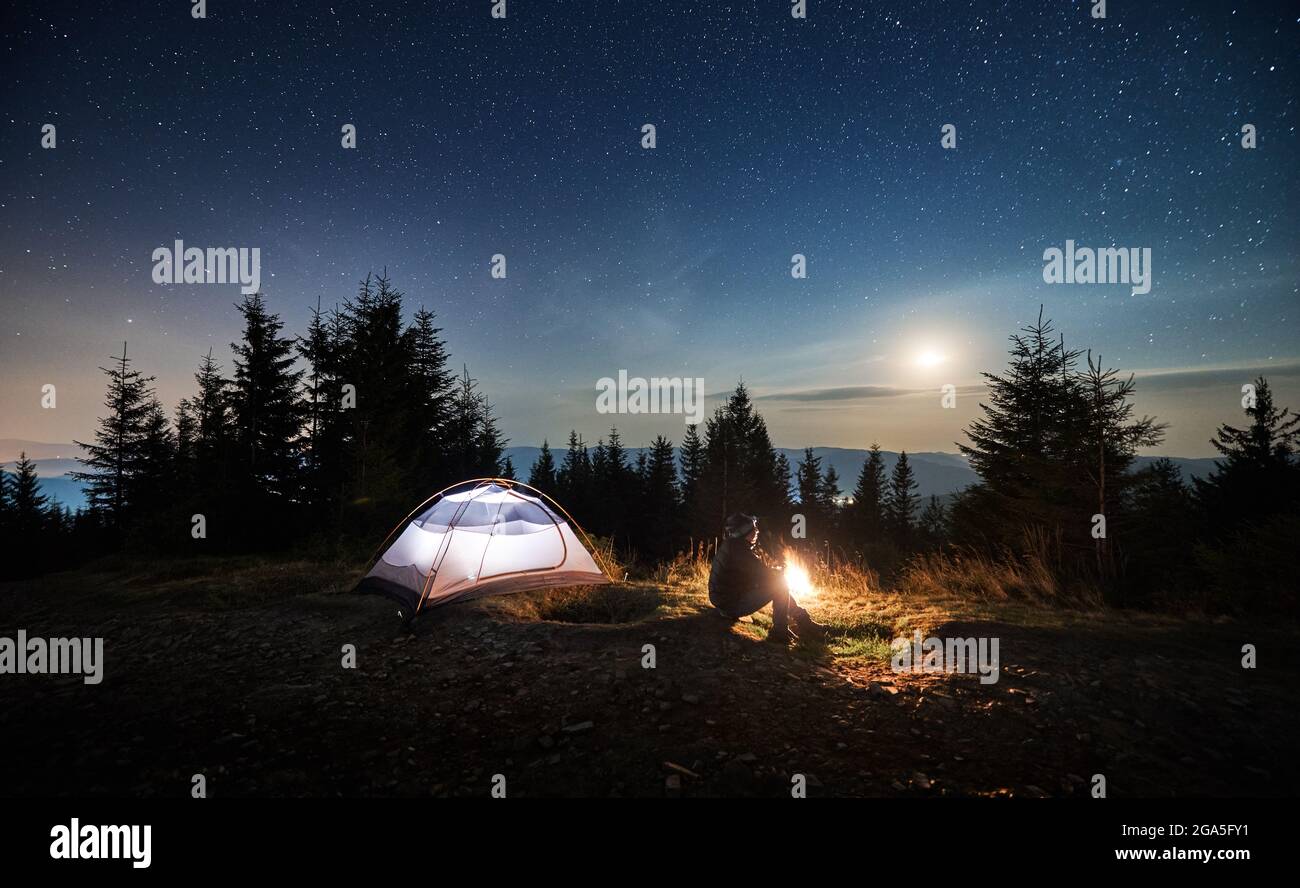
783 553 817 602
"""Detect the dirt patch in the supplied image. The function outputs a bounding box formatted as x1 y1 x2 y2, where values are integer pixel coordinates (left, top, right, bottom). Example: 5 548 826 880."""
529 583 666 625
0 563 1295 798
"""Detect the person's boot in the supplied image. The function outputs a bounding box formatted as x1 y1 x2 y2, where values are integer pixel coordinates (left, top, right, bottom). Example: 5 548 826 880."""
765 622 796 645
793 608 829 641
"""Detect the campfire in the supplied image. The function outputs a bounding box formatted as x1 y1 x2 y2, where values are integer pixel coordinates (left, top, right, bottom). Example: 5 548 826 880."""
783 552 817 602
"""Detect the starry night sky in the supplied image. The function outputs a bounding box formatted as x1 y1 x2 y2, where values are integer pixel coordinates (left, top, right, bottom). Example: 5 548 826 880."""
1 1 1296 456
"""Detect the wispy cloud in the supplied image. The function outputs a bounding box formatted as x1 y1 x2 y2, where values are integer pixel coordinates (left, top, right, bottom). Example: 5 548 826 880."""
744 383 985 402
1132 360 1300 391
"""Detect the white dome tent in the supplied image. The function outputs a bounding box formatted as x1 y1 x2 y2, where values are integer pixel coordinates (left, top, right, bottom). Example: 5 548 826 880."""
357 478 610 620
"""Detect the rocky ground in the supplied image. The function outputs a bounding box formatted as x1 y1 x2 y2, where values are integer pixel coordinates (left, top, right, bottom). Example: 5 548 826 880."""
1 559 1295 797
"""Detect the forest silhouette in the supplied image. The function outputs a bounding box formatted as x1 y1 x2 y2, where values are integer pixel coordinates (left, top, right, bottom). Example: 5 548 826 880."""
2 277 1295 615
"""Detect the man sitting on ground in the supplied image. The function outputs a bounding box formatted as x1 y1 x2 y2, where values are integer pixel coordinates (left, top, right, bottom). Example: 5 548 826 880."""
708 513 827 645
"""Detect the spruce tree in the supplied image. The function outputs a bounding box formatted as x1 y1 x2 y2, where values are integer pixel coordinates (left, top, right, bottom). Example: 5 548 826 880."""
194 349 235 464
639 434 681 562
678 423 706 539
557 430 590 514
1075 350 1164 570
230 294 305 500
406 305 455 481
295 307 348 513
297 298 334 500
186 349 238 533
601 427 632 539
10 453 49 536
0 466 11 533
338 273 413 501
697 383 790 539
820 463 842 546
849 443 888 546
918 495 948 547
447 365 506 479
1124 458 1198 606
132 396 176 517
529 440 558 492
1195 376 1300 532
588 439 610 534
885 451 920 544
795 447 827 536
475 391 508 477
174 398 197 466
957 310 1080 543
73 343 157 527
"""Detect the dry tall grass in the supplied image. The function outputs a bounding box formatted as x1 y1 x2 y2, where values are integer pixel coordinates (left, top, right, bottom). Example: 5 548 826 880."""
898 529 1105 609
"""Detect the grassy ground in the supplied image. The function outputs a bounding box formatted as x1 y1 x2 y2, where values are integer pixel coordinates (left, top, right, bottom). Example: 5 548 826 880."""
1 550 1295 797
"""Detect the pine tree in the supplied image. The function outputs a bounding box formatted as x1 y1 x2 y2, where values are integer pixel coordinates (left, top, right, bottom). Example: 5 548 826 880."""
446 365 480 479
1124 458 1198 606
174 398 198 465
172 396 199 539
678 423 706 539
10 453 49 536
820 463 842 545
731 385 791 528
295 306 349 513
885 451 920 544
230 294 305 500
849 443 888 547
774 451 793 504
529 440 559 492
557 430 590 513
500 455 517 481
588 438 610 534
821 464 841 503
0 467 11 533
73 343 158 527
795 447 828 537
194 349 235 462
1195 376 1300 533
338 273 414 501
475 391 508 477
697 383 790 540
132 396 176 516
601 427 632 540
447 365 506 479
639 435 681 561
957 310 1079 539
1076 350 1165 571
918 495 948 546
297 298 334 499
406 305 455 482
183 348 239 534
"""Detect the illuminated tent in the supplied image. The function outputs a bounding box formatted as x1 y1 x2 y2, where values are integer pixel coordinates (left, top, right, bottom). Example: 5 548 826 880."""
357 478 610 620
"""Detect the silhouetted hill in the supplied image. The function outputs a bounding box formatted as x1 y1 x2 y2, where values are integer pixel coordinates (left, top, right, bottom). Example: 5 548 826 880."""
0 439 81 462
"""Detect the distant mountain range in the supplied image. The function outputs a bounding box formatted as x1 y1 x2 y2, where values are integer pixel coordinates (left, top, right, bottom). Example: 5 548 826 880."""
502 445 1221 502
0 440 87 510
0 438 1223 511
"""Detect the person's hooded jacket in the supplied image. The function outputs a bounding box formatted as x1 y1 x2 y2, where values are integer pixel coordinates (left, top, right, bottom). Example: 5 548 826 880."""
708 536 782 611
